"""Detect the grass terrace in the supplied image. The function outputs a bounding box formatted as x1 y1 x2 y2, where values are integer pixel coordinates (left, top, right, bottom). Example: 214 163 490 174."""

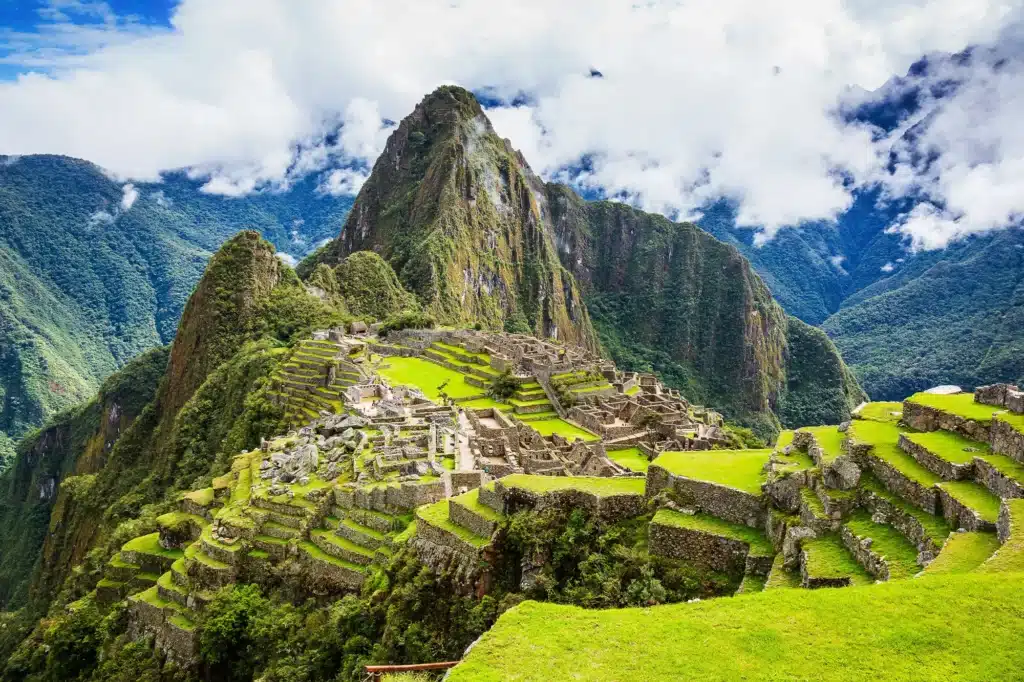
904 431 991 464
801 534 872 586
801 425 845 463
653 509 774 557
417 501 489 548
924 532 1000 575
978 499 1024 573
451 488 502 522
123 533 183 560
522 418 598 442
843 511 920 579
859 474 951 542
998 411 1024 436
500 473 646 497
448 572 1024 681
607 447 650 473
377 356 483 401
855 401 904 423
937 481 1002 524
906 392 1003 424
849 421 942 487
651 449 772 495
775 430 795 449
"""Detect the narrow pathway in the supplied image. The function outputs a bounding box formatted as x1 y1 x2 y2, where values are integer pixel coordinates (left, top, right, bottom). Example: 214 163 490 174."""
457 410 475 471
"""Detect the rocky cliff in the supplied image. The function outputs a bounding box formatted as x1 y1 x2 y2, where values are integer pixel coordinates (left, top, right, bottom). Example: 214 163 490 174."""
315 86 596 348
545 186 864 433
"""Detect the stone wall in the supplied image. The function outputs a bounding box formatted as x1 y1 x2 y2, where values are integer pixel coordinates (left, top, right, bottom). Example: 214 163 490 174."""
975 383 1024 413
495 482 646 524
648 520 749 573
973 457 1024 499
898 434 972 480
937 486 995 532
903 400 992 442
858 488 942 558
449 500 498 538
992 417 1024 463
646 464 766 528
863 453 939 514
840 525 893 581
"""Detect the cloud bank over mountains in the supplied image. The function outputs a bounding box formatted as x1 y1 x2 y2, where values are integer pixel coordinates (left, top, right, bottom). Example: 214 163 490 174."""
0 0 1022 249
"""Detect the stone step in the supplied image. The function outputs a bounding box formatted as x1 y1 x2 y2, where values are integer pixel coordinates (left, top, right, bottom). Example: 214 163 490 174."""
763 554 801 590
344 507 401 535
859 474 950 558
648 508 774 576
840 510 922 581
415 500 490 555
105 553 141 583
974 453 1024 499
261 520 303 540
336 519 391 551
253 534 290 559
899 432 986 480
310 529 375 566
170 558 189 589
977 498 1024 573
200 530 245 566
185 546 234 590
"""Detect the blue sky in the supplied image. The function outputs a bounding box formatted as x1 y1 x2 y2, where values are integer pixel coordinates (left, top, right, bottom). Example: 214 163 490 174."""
0 0 175 79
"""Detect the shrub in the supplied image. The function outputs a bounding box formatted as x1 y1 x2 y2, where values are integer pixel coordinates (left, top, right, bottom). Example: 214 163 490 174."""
380 311 436 336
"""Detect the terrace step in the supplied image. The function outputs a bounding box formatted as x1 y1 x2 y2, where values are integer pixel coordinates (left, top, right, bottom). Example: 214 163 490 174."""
763 554 801 590
449 488 504 539
157 571 189 607
336 519 391 551
936 481 1001 532
296 541 366 591
648 509 775 577
840 510 921 581
973 453 1024 499
899 431 987 480
186 545 234 590
799 533 873 589
310 529 375 566
977 498 1024 573
260 520 303 540
415 500 491 554
923 531 1000 575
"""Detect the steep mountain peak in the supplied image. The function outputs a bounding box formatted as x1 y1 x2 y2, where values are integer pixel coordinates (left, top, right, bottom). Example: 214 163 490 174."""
318 87 597 348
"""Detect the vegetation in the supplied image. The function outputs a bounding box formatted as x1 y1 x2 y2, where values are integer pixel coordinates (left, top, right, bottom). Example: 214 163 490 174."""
650 449 772 495
499 474 646 497
652 509 774 556
924 532 1000 575
377 357 482 402
607 447 650 473
487 371 518 401
450 571 1024 680
380 311 436 336
905 431 990 464
521 418 598 442
335 251 419 320
906 392 1002 423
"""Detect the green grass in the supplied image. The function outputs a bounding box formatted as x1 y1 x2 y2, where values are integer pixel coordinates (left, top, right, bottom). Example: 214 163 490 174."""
500 473 646 497
607 447 650 473
855 401 903 423
800 488 827 521
764 555 801 590
340 519 387 541
310 529 375 559
802 534 872 585
457 397 508 410
999 412 1024 436
448 572 1024 681
977 452 1024 484
132 585 175 610
122 533 184 560
522 418 598 442
775 430 795 449
651 450 772 495
108 553 140 570
451 488 502 522
183 487 216 506
652 509 774 557
801 426 845 463
416 501 489 548
376 356 483 401
168 613 196 631
843 511 920 579
849 421 942 487
978 499 1024 573
297 540 366 572
924 532 1000 575
937 481 1002 523
906 392 1003 424
904 431 990 465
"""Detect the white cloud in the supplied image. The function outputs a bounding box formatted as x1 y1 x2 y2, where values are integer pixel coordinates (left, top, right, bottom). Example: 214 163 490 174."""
881 261 896 272
151 189 171 207
0 0 1020 245
120 182 138 210
277 252 297 267
317 168 369 197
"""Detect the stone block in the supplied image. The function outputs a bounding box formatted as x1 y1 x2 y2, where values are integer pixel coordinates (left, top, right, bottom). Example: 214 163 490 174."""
648 521 749 573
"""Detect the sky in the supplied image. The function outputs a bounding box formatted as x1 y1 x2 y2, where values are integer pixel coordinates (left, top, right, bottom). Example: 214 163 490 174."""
0 0 1022 250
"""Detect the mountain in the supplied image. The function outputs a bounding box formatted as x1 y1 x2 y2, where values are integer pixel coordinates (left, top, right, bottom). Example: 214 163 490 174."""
0 231 343 610
310 86 597 349
313 86 864 433
0 155 354 451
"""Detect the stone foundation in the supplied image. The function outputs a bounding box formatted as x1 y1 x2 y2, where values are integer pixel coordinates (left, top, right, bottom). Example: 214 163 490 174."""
899 434 973 480
858 488 944 558
840 525 895 581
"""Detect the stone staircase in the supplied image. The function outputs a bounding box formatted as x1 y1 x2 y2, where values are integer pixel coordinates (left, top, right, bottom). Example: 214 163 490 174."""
270 339 363 426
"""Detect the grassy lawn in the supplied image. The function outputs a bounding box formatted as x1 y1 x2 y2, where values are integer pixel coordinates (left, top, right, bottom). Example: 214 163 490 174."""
653 509 774 557
843 511 920 579
924 532 1000 575
524 418 598 442
801 425 845 463
849 420 942 487
998 412 1024 436
938 481 1002 523
451 488 502 522
651 449 772 495
457 397 509 410
860 474 951 542
449 572 1024 681
607 447 650 473
906 392 1003 424
977 452 1024 484
904 431 990 464
855 401 904 423
500 473 646 497
775 430 795 449
377 356 484 401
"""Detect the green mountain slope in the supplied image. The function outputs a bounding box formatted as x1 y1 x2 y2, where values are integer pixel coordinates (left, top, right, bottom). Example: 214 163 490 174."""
312 86 597 349
547 188 864 433
0 155 353 448
313 87 863 433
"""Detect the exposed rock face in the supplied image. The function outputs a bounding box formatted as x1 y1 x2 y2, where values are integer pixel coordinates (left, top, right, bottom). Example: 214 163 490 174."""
317 86 596 349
